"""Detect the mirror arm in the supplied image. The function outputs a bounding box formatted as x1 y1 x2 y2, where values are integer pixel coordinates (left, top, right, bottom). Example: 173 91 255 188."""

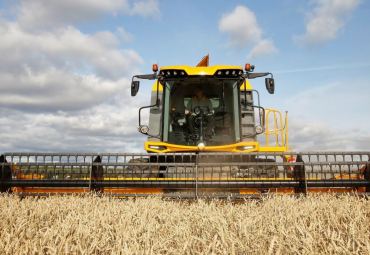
244 72 271 79
133 74 158 80
242 72 273 79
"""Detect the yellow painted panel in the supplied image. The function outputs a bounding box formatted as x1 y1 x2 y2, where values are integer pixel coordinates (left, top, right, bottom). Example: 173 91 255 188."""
259 146 288 152
159 65 243 75
12 187 89 193
240 79 252 89
145 141 259 153
146 142 291 153
152 65 253 91
152 82 163 91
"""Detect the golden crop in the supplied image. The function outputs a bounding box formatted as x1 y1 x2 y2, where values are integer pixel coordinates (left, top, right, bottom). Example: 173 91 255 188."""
0 194 369 254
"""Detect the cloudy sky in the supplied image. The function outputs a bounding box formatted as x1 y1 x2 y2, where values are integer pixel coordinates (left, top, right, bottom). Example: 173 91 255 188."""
0 0 369 153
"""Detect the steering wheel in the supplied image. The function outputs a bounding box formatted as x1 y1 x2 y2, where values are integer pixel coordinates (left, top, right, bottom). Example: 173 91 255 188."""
193 106 210 115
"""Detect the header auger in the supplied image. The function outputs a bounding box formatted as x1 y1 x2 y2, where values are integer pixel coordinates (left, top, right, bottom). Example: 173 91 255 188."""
1 55 369 198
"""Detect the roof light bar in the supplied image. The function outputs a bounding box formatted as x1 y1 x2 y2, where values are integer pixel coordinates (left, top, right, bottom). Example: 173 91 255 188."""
160 69 188 78
214 69 243 78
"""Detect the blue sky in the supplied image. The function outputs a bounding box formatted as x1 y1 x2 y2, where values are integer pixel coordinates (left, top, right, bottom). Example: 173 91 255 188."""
0 0 369 152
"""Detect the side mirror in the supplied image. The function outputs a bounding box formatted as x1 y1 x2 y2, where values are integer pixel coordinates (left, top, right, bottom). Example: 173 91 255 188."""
265 78 275 94
131 81 140 96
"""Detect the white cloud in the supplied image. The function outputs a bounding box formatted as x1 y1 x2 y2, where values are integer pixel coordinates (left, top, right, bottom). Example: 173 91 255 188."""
0 22 144 113
13 0 160 31
0 104 148 153
247 39 278 60
288 120 369 152
256 110 369 152
16 0 129 30
276 81 370 152
0 70 130 112
219 6 277 59
219 6 261 47
294 0 362 48
0 0 157 153
131 0 161 19
0 23 143 79
117 27 134 42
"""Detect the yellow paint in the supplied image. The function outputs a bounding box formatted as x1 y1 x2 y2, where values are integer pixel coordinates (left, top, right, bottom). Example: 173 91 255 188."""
240 79 252 89
152 65 252 91
160 65 242 75
12 187 89 193
17 173 45 179
152 82 163 91
146 141 293 153
264 108 285 148
258 146 287 152
145 141 260 153
11 182 367 195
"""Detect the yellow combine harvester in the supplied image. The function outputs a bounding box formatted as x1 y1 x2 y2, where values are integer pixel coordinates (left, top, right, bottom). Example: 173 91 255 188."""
1 55 369 198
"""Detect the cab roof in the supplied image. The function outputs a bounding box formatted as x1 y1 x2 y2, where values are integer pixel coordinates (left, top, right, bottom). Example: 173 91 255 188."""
159 65 243 76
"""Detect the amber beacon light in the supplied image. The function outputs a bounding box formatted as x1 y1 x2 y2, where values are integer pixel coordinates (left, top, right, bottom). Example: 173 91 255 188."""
152 64 158 72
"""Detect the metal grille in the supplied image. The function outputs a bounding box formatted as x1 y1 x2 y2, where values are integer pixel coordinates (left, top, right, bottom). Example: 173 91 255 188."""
1 152 369 196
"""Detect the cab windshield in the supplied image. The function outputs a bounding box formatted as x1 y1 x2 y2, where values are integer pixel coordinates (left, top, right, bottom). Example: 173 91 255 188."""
162 76 241 146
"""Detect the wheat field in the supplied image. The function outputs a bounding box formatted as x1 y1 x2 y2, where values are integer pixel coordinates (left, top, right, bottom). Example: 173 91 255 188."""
0 194 369 254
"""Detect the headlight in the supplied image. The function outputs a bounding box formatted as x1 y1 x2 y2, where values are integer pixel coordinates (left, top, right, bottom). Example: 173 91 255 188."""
149 145 167 151
138 125 149 134
160 69 187 78
255 125 264 134
198 143 205 151
236 145 256 151
214 69 243 78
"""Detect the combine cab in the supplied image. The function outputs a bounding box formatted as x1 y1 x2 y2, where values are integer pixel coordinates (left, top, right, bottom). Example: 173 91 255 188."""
1 56 369 198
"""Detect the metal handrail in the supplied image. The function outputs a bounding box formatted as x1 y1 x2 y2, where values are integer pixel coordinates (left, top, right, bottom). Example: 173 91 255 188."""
264 108 286 149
